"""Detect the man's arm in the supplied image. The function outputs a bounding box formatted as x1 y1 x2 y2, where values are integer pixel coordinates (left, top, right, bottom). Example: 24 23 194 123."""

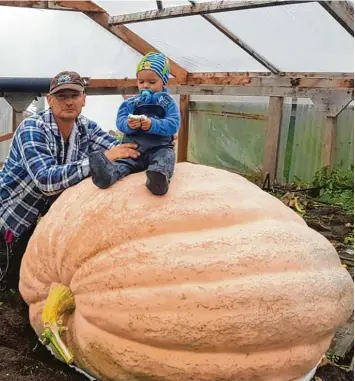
147 100 180 136
87 119 121 151
16 122 90 196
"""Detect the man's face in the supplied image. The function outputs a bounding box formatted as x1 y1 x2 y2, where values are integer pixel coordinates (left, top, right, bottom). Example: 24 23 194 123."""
47 90 86 121
137 70 164 93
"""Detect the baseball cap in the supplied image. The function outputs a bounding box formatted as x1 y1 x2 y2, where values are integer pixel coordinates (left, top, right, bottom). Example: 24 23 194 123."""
49 71 86 95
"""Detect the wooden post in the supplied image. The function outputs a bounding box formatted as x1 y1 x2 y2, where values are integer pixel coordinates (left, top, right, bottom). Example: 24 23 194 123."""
12 110 25 132
177 95 190 162
323 116 337 171
263 96 284 182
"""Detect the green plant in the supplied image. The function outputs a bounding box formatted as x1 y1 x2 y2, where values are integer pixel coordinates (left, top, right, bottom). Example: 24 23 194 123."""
293 176 309 190
344 234 354 245
313 166 354 214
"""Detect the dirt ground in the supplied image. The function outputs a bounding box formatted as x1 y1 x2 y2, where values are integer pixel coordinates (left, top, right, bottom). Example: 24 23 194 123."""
0 196 353 381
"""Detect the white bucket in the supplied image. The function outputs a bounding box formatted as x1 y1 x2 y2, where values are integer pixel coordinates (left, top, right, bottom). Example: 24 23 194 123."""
68 361 321 381
45 340 321 381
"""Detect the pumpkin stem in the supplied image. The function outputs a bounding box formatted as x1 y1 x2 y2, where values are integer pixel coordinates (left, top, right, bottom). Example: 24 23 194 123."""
41 283 75 364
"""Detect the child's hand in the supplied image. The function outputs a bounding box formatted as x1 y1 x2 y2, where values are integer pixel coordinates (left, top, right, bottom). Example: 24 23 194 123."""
128 118 141 130
141 118 152 131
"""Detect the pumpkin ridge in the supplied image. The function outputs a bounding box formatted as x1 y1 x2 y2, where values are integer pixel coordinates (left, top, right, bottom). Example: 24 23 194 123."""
72 269 352 353
69 219 329 291
72 265 344 295
68 312 329 381
66 216 303 287
79 309 335 355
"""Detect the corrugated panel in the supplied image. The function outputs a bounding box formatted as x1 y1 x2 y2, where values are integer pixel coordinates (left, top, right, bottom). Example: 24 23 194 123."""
335 105 354 169
286 102 354 183
276 98 293 183
187 99 354 184
287 102 325 182
0 7 141 78
187 101 268 173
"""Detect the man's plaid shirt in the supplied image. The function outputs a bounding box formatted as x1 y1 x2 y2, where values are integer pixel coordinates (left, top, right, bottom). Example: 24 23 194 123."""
0 109 119 238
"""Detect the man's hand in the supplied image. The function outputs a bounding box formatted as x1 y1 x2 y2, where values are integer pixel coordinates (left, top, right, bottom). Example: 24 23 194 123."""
127 119 141 130
141 118 152 131
104 143 140 161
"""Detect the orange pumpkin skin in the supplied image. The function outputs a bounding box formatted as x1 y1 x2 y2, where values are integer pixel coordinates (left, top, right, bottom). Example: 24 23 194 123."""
19 163 353 381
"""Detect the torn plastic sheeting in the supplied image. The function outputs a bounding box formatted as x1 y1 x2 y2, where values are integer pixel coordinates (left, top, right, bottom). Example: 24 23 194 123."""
187 101 268 175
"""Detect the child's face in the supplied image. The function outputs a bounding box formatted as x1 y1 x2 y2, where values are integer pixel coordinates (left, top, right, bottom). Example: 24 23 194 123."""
137 70 164 93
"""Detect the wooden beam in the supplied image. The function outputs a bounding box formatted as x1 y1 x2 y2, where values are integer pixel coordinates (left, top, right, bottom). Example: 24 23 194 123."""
12 111 25 132
323 116 337 170
0 1 105 12
0 132 14 143
166 86 354 101
318 1 354 36
263 96 284 181
185 72 354 88
12 109 25 132
87 73 353 90
109 0 312 25
84 10 188 83
310 89 353 116
177 95 190 162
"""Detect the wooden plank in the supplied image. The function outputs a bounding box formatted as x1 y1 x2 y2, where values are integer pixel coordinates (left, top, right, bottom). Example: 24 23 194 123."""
86 84 353 101
328 318 354 359
12 111 25 132
0 132 14 143
109 0 311 25
0 1 105 12
318 1 354 36
323 116 337 170
177 95 190 162
0 1 47 9
186 72 354 88
263 96 284 181
310 90 353 116
85 11 188 83
48 1 105 12
87 73 353 89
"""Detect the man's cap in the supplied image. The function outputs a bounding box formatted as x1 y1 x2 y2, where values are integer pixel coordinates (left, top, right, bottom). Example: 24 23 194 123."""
49 71 86 95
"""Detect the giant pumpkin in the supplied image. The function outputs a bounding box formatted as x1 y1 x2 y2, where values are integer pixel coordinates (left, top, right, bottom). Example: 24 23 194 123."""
19 163 353 381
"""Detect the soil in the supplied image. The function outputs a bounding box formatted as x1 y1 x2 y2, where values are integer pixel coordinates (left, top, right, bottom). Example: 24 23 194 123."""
0 195 353 381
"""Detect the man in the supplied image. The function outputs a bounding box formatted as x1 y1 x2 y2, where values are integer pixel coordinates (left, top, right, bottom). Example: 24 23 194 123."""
0 71 140 290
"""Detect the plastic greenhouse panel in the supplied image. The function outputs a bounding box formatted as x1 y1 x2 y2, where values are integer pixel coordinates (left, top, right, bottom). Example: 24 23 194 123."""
211 2 354 72
124 16 269 72
0 7 141 78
